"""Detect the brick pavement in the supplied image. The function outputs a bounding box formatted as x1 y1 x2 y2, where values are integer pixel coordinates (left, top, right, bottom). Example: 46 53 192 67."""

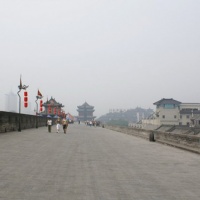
0 124 200 200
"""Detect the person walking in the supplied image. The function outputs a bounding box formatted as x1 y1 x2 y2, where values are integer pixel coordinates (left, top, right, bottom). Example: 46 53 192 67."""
62 118 68 134
47 118 52 132
55 118 61 133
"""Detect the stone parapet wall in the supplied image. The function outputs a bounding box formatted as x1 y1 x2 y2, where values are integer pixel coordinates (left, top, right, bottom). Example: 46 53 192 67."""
0 111 47 133
106 125 200 153
153 130 200 150
105 125 151 140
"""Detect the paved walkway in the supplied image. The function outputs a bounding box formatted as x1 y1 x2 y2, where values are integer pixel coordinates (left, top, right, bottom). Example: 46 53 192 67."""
0 124 200 200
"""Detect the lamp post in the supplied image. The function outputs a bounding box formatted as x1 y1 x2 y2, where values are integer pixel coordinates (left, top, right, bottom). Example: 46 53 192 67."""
35 97 39 128
35 90 43 128
17 76 28 132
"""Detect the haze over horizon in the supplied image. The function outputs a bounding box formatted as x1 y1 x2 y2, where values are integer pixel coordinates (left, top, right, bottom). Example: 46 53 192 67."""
0 0 200 118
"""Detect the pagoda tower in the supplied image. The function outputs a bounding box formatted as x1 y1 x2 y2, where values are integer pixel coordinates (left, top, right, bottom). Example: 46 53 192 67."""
77 102 95 121
42 97 65 118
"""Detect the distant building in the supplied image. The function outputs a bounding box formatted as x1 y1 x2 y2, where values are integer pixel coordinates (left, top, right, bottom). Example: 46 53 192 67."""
5 91 17 112
42 97 65 118
77 102 95 121
153 98 182 125
141 98 200 128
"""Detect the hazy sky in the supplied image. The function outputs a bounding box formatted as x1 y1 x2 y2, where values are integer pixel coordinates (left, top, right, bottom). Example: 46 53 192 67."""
0 0 200 117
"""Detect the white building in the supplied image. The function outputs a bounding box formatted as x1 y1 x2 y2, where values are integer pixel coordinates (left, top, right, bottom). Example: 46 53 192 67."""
5 91 18 113
141 98 200 128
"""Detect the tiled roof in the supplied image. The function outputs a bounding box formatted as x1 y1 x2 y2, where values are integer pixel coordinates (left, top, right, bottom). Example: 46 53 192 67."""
43 97 64 107
153 98 181 105
77 102 94 109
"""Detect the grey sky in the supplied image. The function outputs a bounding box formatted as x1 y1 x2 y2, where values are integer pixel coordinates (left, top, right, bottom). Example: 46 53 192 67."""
0 0 200 117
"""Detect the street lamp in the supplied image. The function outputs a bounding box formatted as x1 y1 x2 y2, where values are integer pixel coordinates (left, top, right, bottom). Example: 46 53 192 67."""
35 90 43 128
17 76 29 132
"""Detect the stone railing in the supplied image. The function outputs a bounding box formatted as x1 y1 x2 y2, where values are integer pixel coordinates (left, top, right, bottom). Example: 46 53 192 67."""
153 130 200 153
105 125 151 140
0 111 47 133
105 125 200 154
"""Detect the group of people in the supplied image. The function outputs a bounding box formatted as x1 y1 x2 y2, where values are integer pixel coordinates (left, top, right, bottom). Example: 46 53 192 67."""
85 120 101 127
47 117 68 134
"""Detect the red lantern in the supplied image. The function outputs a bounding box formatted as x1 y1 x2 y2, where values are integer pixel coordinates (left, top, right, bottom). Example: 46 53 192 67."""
40 100 43 107
39 100 43 112
24 91 28 108
54 108 57 115
48 105 51 114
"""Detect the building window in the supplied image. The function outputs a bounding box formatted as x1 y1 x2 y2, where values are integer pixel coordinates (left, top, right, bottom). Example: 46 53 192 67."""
187 122 190 126
174 115 176 119
186 115 190 119
164 104 175 109
179 122 182 125
162 115 165 119
180 115 182 119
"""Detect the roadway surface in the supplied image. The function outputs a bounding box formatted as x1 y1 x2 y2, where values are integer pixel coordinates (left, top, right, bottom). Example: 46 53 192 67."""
0 123 200 200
